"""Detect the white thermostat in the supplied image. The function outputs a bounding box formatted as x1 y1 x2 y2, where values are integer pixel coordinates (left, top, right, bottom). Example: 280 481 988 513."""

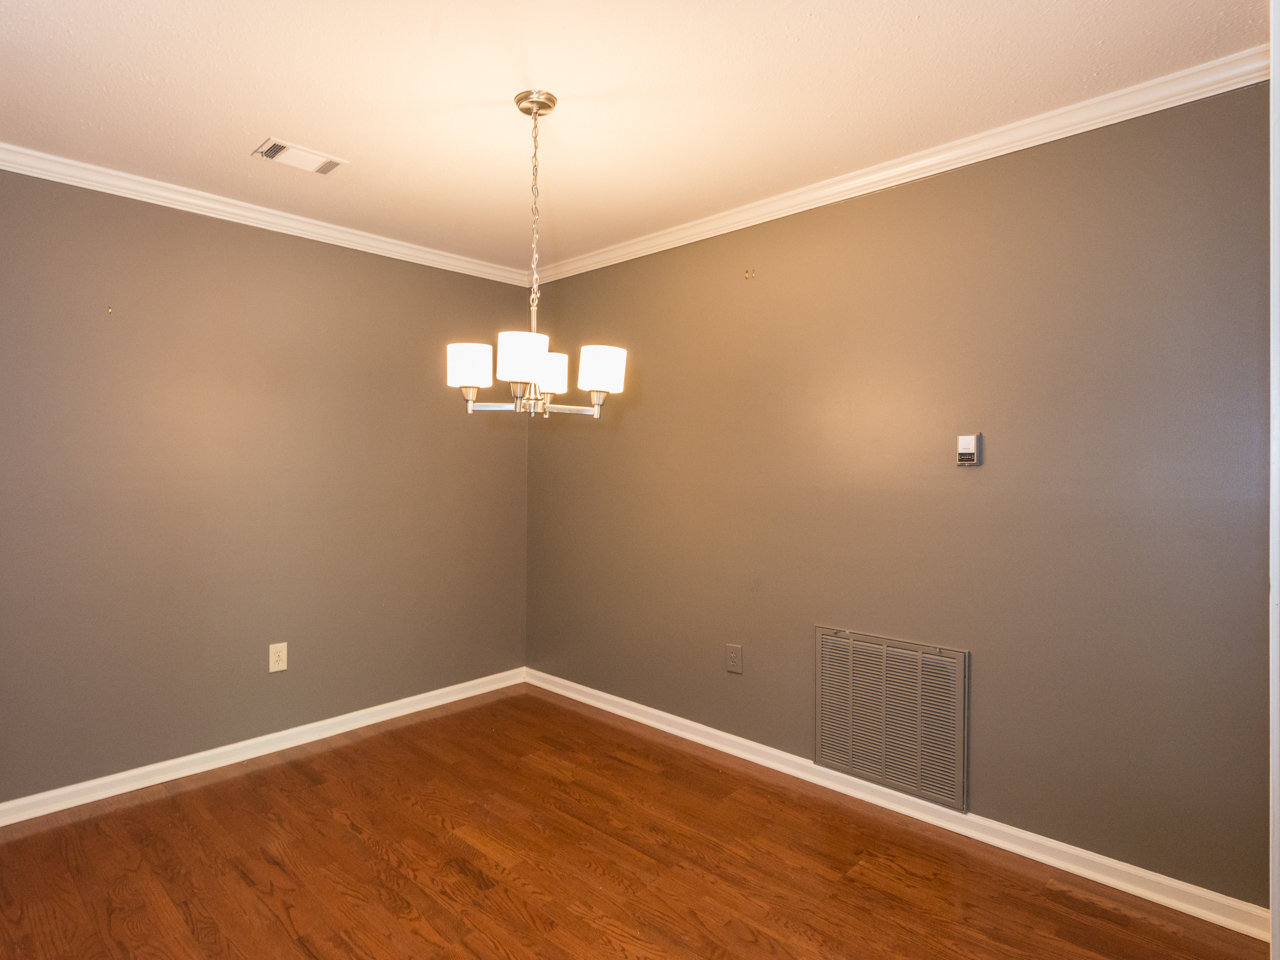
957 434 981 466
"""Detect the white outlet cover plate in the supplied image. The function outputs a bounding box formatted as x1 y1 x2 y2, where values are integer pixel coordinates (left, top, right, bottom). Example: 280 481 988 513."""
269 642 287 673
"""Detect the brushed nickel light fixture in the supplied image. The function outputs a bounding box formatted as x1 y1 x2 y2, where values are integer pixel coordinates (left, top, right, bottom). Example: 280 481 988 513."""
446 90 627 419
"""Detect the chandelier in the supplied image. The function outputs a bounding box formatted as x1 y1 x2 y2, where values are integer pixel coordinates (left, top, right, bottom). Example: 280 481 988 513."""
446 90 627 419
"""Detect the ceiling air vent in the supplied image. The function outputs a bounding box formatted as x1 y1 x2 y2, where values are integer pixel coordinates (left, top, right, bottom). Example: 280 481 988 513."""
253 138 347 175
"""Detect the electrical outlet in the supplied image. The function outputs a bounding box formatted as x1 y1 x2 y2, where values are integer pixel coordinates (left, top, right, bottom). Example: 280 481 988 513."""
269 642 287 673
726 643 743 674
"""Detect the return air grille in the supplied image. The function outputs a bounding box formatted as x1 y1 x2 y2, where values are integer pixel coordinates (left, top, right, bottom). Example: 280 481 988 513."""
816 626 968 811
818 638 853 768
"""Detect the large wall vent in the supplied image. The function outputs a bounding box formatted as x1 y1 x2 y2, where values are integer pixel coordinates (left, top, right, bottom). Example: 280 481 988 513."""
252 138 347 175
816 626 968 811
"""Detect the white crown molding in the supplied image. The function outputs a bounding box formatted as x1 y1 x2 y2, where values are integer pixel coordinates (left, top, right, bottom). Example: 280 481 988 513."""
523 669 1270 942
537 44 1271 282
0 46 1266 289
0 142 527 286
0 667 527 830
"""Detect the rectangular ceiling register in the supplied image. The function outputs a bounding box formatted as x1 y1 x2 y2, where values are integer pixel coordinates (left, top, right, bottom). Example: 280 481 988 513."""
816 626 968 811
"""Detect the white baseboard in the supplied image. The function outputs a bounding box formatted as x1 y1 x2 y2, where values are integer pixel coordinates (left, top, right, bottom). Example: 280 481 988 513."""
0 667 527 830
524 669 1270 942
1 665 1266 942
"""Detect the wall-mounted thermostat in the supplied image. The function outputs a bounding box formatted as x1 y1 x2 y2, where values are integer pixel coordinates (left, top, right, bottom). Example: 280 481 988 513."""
957 434 982 466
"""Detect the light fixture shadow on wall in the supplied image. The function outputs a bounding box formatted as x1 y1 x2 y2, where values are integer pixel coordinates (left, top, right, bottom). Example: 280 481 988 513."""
446 91 627 421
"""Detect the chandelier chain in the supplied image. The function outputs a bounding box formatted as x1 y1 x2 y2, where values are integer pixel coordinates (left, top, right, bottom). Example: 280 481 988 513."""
529 106 540 326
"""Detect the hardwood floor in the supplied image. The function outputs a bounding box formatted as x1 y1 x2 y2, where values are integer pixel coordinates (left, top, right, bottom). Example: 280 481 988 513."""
0 685 1265 959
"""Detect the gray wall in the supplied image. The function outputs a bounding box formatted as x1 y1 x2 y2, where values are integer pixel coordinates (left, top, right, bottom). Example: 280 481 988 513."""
0 84 1268 907
527 85 1270 904
0 171 529 803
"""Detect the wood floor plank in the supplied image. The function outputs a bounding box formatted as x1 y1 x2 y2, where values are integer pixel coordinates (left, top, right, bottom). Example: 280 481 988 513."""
0 833 114 960
64 815 208 960
0 685 1266 960
213 767 467 958
146 794 319 960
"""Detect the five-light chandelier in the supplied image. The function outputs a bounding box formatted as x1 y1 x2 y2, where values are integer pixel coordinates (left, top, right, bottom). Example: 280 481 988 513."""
446 90 627 419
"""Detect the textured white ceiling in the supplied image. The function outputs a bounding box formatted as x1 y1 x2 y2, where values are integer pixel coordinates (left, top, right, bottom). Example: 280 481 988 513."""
0 1 1268 273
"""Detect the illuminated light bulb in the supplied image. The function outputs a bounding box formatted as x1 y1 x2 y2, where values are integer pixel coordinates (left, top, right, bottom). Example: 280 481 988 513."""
496 331 549 382
538 352 569 395
446 342 493 388
578 345 627 394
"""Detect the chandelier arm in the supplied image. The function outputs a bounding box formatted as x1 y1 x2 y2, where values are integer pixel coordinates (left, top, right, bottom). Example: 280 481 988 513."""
545 404 596 415
465 404 592 416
